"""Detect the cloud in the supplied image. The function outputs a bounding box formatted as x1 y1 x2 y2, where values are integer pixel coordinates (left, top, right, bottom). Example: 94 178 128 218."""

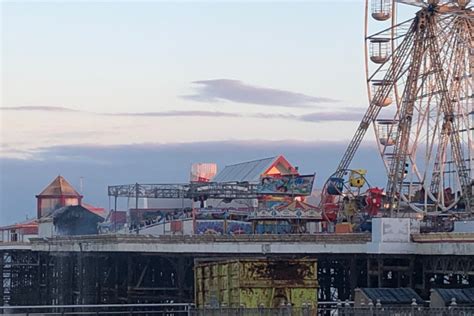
299 110 365 122
1 105 365 123
111 110 244 118
182 79 336 107
112 109 365 122
0 106 80 112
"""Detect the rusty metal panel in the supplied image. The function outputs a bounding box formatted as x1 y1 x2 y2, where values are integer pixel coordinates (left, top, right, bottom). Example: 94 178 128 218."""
194 259 318 308
238 260 317 287
194 265 203 307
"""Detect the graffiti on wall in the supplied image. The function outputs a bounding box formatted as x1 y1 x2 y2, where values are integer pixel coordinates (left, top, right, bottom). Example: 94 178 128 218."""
255 221 292 234
195 220 224 235
226 221 252 235
258 175 315 196
195 220 252 235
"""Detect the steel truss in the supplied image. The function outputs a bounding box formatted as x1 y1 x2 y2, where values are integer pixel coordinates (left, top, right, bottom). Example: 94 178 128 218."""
0 250 51 306
108 182 260 200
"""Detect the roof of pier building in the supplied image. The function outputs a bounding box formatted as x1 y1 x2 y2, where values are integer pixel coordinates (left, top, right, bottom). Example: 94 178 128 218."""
0 218 38 234
212 155 298 183
356 288 424 306
431 288 474 306
36 175 83 198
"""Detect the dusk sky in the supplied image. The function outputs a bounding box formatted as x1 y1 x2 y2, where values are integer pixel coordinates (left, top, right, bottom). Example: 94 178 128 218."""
0 1 417 225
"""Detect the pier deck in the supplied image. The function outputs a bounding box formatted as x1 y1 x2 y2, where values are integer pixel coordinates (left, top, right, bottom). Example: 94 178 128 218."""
0 232 472 255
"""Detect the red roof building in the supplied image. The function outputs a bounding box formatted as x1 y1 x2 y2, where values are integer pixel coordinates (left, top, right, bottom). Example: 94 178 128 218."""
0 218 38 242
82 202 106 218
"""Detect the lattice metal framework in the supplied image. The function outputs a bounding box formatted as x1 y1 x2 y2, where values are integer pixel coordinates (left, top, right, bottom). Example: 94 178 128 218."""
108 182 260 200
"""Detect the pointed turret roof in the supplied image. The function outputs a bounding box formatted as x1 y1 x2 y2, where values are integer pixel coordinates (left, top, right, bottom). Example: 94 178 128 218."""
37 175 82 197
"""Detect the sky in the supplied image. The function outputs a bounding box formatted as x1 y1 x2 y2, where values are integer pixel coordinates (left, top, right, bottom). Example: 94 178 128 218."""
0 1 417 225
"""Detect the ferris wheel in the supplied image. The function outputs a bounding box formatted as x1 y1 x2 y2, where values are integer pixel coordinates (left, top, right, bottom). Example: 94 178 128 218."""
365 0 474 214
323 0 474 218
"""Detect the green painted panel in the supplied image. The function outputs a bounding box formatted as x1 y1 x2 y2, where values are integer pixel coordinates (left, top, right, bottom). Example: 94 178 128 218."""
195 259 318 308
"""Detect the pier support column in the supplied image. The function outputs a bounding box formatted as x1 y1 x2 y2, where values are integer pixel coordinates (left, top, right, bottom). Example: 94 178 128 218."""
377 259 383 287
0 251 4 309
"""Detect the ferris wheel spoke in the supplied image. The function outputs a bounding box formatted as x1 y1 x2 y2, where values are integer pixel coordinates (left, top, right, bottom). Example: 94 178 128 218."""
428 22 472 211
366 17 414 40
410 59 442 154
430 125 450 193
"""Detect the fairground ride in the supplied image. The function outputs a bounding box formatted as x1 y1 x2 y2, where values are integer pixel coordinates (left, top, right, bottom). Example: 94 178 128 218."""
322 0 474 221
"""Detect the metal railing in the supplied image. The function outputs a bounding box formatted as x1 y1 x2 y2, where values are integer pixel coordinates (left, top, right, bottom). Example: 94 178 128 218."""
335 306 474 316
1 304 474 316
191 306 474 316
0 303 194 315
